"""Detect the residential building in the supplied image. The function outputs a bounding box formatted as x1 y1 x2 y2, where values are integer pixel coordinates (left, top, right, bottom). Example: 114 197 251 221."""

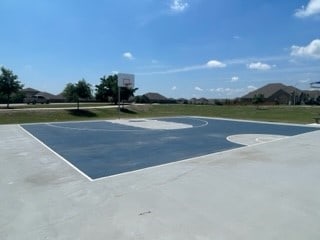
241 83 307 105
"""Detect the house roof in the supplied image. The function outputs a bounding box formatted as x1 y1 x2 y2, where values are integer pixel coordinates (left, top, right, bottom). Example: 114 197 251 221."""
242 83 301 99
303 90 320 98
35 92 65 100
21 88 40 93
143 92 167 101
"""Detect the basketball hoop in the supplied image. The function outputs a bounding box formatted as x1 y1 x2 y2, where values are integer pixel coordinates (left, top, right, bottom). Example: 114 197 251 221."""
116 73 135 119
123 79 133 89
310 81 320 89
117 73 135 89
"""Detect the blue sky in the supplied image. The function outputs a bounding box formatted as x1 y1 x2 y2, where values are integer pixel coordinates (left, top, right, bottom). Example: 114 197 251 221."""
0 0 320 98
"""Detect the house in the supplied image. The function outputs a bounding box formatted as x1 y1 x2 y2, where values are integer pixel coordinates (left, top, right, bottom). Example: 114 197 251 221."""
303 90 320 99
35 92 65 102
241 83 301 105
21 88 65 103
176 98 188 104
189 97 209 105
141 92 169 103
21 88 40 98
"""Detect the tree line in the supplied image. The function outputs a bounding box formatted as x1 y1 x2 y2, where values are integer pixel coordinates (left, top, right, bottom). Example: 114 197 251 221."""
0 67 138 109
0 67 24 108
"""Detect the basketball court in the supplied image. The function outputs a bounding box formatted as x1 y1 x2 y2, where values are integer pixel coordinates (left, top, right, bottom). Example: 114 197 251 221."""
20 117 318 180
1 116 320 239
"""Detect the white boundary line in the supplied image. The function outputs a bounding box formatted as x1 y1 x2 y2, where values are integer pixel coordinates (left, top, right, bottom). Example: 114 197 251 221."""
226 134 288 146
18 117 209 182
41 117 208 132
19 125 93 182
21 119 107 126
153 116 208 128
91 131 294 182
91 117 320 182
106 117 208 130
46 122 148 132
18 116 320 183
195 115 319 128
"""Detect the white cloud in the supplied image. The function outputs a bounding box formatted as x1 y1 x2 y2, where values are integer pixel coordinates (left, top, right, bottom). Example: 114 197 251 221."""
299 79 310 83
231 76 239 82
123 52 135 60
172 86 177 90
111 71 119 75
206 85 260 98
209 87 250 97
170 0 189 12
225 55 288 65
295 0 320 18
211 87 229 93
247 62 272 70
137 59 226 75
195 86 203 91
206 60 226 68
291 39 320 59
247 85 257 91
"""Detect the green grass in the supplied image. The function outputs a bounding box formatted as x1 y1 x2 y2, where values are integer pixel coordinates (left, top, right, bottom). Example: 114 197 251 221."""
0 104 319 124
130 104 320 124
3 102 110 109
0 108 117 124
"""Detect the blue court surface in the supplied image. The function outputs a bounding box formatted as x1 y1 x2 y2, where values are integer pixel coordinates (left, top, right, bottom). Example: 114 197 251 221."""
21 117 318 180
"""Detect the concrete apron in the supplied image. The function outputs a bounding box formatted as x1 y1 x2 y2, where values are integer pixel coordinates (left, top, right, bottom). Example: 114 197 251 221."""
1 124 320 240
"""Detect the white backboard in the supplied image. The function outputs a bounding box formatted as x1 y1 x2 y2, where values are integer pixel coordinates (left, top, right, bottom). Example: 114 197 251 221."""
117 73 135 88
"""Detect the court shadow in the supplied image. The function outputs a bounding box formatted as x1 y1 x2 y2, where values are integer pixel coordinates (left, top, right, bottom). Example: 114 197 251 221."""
67 109 97 117
120 108 137 114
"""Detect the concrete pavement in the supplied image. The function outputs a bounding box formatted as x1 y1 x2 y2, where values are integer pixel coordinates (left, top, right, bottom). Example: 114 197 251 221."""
1 122 320 239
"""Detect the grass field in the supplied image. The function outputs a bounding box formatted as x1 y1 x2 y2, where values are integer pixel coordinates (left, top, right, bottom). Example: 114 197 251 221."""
0 104 319 124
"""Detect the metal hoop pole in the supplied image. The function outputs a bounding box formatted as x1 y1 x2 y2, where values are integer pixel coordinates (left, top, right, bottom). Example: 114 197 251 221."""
118 86 120 119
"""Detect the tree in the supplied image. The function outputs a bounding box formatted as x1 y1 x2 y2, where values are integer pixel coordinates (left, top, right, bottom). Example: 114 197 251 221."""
95 75 118 103
0 67 24 108
252 93 264 109
95 74 138 104
121 87 138 102
298 92 308 105
63 83 77 102
62 79 92 110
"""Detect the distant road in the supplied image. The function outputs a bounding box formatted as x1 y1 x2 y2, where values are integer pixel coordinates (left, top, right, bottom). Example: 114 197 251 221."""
0 103 144 111
0 103 119 111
